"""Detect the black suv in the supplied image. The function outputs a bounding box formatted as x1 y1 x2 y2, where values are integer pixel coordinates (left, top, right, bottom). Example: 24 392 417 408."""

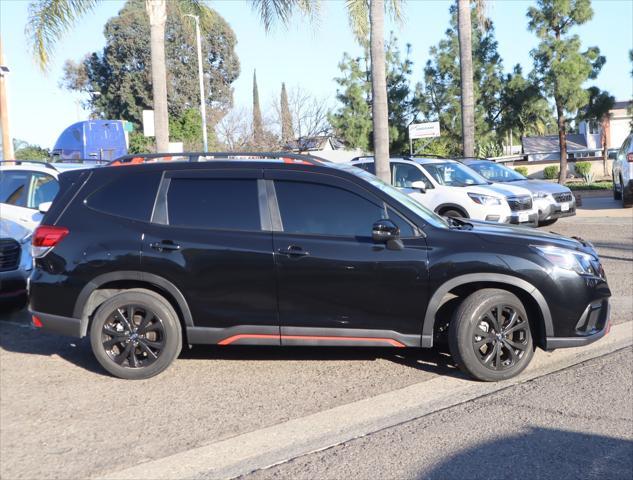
29 153 611 381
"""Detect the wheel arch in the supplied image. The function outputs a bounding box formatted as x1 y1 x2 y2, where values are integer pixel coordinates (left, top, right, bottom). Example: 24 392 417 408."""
73 271 193 338
422 273 553 348
435 203 469 218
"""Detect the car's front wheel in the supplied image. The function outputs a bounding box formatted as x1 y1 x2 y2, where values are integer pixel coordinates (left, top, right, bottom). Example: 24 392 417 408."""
613 176 622 200
449 289 534 381
538 218 557 227
90 289 182 380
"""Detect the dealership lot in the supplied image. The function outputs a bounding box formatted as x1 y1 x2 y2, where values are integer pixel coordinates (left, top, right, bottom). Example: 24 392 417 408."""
1 196 631 480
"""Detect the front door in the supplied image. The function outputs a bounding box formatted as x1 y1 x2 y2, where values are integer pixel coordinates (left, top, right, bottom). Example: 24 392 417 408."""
266 169 429 347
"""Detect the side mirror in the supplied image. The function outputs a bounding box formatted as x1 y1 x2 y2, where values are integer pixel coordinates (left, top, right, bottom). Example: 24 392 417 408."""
410 180 426 193
38 202 52 214
372 219 400 243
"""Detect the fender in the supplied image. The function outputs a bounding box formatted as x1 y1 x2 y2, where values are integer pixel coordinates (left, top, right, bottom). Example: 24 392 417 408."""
421 273 553 347
434 203 469 217
73 271 194 336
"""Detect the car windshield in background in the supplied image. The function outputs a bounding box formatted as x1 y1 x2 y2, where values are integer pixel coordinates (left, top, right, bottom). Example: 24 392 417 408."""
339 163 449 229
421 162 490 187
470 162 526 182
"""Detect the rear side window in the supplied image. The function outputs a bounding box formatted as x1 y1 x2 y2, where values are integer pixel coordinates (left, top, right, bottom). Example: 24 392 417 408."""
0 171 30 207
86 171 161 221
167 178 260 231
354 162 376 174
29 173 59 208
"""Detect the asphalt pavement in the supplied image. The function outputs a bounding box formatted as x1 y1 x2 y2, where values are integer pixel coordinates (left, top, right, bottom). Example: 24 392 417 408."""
0 195 631 480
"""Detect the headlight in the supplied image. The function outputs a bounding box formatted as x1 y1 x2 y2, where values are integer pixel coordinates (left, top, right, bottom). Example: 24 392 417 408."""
532 191 549 199
467 192 502 206
532 245 597 275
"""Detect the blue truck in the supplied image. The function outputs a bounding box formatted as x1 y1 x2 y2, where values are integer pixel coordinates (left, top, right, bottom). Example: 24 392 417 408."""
51 120 129 161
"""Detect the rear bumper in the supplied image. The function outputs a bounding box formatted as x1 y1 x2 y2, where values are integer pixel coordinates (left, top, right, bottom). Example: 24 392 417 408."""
29 310 83 337
544 299 610 350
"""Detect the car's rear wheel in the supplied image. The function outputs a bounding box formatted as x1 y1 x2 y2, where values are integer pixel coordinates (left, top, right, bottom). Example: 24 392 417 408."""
449 289 534 381
90 289 182 380
613 176 622 200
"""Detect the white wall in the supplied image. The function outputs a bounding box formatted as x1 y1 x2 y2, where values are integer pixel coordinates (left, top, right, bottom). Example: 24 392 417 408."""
610 117 632 149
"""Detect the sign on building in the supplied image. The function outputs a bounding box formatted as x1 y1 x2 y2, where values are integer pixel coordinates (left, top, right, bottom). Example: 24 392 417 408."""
142 110 155 137
408 122 441 140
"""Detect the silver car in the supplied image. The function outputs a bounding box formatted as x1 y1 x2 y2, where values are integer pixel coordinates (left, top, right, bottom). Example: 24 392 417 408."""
0 218 33 304
463 159 576 226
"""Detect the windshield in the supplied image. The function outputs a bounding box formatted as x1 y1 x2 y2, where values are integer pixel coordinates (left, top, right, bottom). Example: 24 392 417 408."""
420 162 489 187
341 165 449 229
469 162 526 182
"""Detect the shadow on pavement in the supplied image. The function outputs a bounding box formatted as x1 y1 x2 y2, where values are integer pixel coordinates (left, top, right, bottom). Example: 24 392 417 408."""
0 310 463 379
420 427 633 480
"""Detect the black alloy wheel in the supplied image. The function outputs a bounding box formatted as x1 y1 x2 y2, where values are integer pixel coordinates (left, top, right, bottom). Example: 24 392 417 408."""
101 305 166 368
472 304 530 371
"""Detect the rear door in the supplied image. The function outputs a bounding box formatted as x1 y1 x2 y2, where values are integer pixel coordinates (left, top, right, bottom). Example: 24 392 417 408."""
142 169 279 343
0 170 59 229
266 169 429 346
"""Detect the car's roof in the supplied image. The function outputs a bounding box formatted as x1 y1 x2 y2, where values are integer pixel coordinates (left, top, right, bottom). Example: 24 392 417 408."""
350 156 453 165
0 162 58 175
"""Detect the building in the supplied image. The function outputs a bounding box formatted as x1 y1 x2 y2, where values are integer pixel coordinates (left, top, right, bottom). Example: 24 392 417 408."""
523 100 632 162
284 135 363 163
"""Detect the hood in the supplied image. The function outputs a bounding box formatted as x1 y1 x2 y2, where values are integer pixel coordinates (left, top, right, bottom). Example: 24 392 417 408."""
0 218 32 243
497 179 572 195
477 182 532 198
467 219 595 256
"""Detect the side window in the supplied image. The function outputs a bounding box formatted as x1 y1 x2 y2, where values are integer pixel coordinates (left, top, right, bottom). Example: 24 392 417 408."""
387 207 415 237
275 180 384 237
167 178 260 230
86 171 161 221
392 163 432 189
29 173 59 208
354 162 376 174
0 171 30 207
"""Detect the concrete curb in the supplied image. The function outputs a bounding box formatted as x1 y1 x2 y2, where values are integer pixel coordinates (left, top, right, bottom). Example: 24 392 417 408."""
97 322 633 480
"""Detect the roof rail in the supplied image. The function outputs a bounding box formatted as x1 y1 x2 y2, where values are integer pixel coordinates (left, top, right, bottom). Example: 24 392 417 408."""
0 160 57 170
51 158 110 165
109 151 328 167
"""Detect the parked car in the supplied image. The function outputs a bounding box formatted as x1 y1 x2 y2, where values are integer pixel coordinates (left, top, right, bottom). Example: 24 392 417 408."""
350 157 539 226
28 153 611 381
462 159 576 226
612 132 633 207
0 160 103 230
0 217 33 306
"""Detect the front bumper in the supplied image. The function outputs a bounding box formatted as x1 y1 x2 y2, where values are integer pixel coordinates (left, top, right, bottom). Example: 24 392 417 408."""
535 197 577 221
545 299 610 349
29 311 83 337
0 269 29 298
507 212 539 227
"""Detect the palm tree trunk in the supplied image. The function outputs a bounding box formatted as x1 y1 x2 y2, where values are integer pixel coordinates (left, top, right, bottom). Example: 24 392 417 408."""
457 0 475 158
370 0 390 184
601 116 609 176
146 0 169 152
555 97 567 184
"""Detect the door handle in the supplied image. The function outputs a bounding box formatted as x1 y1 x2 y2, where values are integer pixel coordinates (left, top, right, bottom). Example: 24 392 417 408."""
277 245 310 257
150 241 181 252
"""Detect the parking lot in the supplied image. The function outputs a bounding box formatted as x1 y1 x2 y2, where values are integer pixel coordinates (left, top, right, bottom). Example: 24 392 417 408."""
1 196 631 480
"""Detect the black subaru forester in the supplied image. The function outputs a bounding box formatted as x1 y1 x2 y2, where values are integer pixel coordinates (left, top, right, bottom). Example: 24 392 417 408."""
29 153 611 381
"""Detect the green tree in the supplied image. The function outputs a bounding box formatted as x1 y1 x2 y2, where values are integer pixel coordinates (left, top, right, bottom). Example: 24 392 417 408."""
581 86 615 175
280 82 294 144
61 0 239 150
527 0 605 183
252 70 264 146
414 4 504 155
12 139 49 161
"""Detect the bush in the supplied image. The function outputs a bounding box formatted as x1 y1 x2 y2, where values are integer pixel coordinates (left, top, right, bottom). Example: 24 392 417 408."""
574 161 593 184
543 165 559 180
514 166 528 177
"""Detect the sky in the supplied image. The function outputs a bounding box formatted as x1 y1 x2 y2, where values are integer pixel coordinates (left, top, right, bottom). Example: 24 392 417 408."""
1 0 632 149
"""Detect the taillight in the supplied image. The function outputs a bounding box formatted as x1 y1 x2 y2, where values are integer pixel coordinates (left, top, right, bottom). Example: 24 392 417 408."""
32 225 69 258
627 153 633 162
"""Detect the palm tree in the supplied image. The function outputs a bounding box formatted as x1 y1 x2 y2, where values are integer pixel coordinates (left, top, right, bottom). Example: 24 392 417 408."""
252 0 402 184
26 0 209 152
457 0 475 158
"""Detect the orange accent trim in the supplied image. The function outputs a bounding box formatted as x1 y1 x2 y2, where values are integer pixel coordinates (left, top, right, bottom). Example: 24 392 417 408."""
217 333 405 347
218 334 278 345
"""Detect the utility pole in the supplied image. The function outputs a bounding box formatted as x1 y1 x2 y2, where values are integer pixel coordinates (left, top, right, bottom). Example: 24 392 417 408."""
185 14 208 152
0 37 14 160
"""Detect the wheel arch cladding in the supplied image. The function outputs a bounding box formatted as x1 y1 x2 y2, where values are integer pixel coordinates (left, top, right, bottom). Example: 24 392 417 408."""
73 271 193 337
421 273 553 348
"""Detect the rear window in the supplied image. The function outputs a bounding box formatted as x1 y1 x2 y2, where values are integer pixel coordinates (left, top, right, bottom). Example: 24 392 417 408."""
86 171 161 221
166 178 260 231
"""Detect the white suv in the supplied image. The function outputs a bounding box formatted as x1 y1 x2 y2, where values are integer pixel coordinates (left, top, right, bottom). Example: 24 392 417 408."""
350 157 538 226
613 132 633 208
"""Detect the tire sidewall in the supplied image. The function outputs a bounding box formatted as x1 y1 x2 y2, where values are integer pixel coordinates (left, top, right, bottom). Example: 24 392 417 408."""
90 290 182 380
449 290 534 382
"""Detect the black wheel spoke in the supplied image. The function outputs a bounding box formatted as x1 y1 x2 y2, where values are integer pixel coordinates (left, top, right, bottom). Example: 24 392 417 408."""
496 305 504 330
483 343 498 365
116 308 132 331
505 338 528 351
127 305 135 328
505 311 518 331
138 341 158 359
503 340 518 364
139 321 164 334
128 346 139 368
487 310 500 332
142 339 163 349
474 337 490 348
137 312 154 333
103 326 123 337
506 321 527 335
114 343 133 365
495 341 503 369
103 336 126 349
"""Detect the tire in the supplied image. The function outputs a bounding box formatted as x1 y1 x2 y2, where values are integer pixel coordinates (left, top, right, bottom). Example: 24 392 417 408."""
538 218 557 227
448 288 534 382
442 209 465 219
613 177 622 200
90 289 182 380
622 179 633 208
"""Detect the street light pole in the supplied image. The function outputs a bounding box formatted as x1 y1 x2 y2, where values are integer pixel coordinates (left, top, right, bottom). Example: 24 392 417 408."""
185 14 208 152
0 36 15 160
